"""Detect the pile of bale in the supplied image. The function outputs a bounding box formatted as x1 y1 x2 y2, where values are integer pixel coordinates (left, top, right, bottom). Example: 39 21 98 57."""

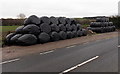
88 18 116 33
6 15 87 46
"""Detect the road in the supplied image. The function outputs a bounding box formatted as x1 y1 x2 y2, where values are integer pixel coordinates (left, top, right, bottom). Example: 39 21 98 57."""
2 37 118 73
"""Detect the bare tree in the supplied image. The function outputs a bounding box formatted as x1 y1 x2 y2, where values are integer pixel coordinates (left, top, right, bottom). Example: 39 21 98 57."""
17 13 26 19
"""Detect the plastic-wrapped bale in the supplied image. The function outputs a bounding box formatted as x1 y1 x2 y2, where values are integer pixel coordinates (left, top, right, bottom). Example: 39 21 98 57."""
17 34 37 45
108 27 113 32
40 23 51 33
66 31 73 39
76 24 82 30
72 31 78 38
108 26 114 32
50 32 60 41
5 33 16 44
104 22 109 27
65 18 72 24
108 27 112 32
57 17 66 25
23 24 40 35
102 18 109 22
77 30 82 37
102 22 108 27
59 31 67 40
71 18 77 24
50 16 59 24
40 16 51 24
96 22 102 27
10 34 22 44
108 22 113 26
91 27 104 33
87 27 92 30
38 32 50 43
109 26 113 32
58 24 66 32
24 15 40 25
90 22 103 27
96 18 109 22
90 22 95 27
15 26 24 34
82 29 87 36
51 24 59 32
112 26 116 31
91 28 96 32
103 27 107 32
66 24 72 31
96 18 103 22
102 27 106 33
106 18 109 22
71 24 77 31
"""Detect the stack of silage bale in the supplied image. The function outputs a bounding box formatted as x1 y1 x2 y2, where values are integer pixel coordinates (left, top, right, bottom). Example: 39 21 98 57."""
88 17 116 33
6 15 87 46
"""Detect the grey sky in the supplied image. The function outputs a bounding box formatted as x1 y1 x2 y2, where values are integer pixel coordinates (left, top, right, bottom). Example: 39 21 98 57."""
1 0 119 18
118 1 120 16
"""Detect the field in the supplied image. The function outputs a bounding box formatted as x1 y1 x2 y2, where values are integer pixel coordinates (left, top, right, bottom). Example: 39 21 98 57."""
0 26 19 46
1 26 19 32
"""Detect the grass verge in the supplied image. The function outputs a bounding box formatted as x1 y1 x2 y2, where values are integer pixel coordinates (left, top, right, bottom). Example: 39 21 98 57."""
0 26 19 47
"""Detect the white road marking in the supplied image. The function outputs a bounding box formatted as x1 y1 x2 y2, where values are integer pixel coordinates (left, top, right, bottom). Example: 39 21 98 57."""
96 40 101 42
59 56 99 74
40 50 54 55
66 45 76 48
118 45 120 48
83 42 89 44
0 58 20 64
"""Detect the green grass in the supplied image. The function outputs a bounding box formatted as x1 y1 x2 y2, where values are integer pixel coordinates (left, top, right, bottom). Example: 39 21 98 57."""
0 36 2 46
1 26 19 32
0 26 19 47
82 24 90 28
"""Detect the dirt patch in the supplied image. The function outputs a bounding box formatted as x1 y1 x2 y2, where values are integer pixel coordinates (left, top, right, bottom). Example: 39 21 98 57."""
2 32 118 60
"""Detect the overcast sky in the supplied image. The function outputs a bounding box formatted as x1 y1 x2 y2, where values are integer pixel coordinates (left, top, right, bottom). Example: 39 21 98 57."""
0 0 119 18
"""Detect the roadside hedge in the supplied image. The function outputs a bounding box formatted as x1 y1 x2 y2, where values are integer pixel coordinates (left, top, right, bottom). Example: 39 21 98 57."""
109 16 120 29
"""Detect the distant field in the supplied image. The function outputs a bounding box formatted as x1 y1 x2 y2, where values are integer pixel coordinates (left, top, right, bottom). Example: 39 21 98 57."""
82 24 89 28
0 26 19 46
1 26 19 32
